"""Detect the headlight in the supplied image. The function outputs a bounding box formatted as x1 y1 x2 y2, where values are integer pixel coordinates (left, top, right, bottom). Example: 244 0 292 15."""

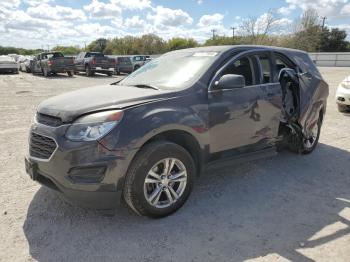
66 110 124 141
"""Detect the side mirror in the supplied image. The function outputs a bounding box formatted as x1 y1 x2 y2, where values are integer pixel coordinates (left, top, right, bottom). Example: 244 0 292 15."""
214 74 246 90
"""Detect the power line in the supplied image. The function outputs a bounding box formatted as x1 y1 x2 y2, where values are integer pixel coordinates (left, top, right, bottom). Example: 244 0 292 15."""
321 16 327 29
211 29 217 40
230 27 236 38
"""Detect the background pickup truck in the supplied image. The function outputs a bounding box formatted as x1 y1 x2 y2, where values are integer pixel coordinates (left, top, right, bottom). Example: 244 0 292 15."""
74 52 115 76
31 52 74 77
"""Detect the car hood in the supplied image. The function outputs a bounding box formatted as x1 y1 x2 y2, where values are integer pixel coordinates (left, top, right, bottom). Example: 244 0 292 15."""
37 84 174 122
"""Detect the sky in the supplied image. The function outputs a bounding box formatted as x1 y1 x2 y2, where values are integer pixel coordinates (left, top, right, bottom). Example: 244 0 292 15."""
0 0 350 49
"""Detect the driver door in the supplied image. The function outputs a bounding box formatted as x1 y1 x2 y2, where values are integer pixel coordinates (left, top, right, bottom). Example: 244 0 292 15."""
208 51 282 154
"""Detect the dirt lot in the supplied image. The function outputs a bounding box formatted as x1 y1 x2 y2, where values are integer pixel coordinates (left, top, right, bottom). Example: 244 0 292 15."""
0 69 350 262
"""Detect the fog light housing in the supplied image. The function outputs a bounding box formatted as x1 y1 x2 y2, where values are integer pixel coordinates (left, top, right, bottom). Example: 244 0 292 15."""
67 166 106 184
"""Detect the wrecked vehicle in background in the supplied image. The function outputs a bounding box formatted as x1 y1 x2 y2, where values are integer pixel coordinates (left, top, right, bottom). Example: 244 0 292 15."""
25 46 329 218
31 52 75 77
0 55 18 74
74 52 115 76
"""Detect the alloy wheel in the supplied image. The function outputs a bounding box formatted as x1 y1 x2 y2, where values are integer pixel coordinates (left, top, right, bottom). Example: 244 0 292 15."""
143 158 187 209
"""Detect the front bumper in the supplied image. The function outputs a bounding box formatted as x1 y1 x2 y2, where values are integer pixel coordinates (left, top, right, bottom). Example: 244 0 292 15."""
25 123 137 210
336 85 350 106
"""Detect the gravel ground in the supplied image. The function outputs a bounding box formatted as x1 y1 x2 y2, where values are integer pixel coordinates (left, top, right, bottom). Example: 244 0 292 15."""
0 69 349 262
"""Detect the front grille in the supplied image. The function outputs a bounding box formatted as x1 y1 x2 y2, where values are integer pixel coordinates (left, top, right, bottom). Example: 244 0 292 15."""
36 113 63 127
30 133 57 160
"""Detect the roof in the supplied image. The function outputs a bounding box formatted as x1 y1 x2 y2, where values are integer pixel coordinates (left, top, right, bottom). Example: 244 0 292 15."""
171 45 308 55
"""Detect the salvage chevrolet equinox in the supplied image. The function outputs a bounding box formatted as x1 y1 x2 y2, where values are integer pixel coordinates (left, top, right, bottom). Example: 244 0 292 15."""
25 46 329 218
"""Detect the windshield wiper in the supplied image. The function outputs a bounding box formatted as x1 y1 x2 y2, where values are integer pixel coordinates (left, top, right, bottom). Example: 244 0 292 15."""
110 79 122 85
133 84 159 90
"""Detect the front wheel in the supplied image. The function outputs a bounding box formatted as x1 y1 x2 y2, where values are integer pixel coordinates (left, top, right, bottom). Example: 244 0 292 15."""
338 104 348 113
123 141 195 218
67 71 74 77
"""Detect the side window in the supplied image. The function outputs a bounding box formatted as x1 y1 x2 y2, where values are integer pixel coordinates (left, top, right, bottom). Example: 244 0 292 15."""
257 55 272 84
221 56 254 86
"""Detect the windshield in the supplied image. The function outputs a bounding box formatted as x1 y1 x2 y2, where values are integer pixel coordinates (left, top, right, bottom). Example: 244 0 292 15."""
87 53 104 58
45 53 64 59
119 51 218 90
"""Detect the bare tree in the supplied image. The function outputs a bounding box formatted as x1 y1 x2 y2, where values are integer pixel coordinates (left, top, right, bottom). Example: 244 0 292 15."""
240 10 278 44
289 8 323 52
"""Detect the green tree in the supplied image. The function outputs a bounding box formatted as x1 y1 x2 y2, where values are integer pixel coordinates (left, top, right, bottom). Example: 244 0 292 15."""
87 38 109 53
166 38 198 51
320 28 348 52
52 45 81 55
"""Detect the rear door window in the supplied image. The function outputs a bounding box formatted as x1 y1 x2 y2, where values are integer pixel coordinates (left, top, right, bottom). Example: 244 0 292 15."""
256 55 272 84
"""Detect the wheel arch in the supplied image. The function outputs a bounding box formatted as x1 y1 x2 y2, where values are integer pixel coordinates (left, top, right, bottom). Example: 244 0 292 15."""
141 129 204 177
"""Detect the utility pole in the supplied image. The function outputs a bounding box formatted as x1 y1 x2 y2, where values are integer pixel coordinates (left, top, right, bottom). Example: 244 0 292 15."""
47 45 50 52
211 29 217 40
321 16 327 30
84 42 87 51
230 27 236 38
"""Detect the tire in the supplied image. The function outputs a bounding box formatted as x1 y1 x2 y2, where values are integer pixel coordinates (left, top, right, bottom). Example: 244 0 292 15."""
43 67 49 77
85 65 92 77
123 141 195 218
116 70 121 75
133 65 140 72
106 72 112 77
300 115 322 154
338 104 348 113
67 71 73 77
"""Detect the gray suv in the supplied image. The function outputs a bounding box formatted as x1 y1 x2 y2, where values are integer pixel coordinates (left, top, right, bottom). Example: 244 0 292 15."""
25 46 329 218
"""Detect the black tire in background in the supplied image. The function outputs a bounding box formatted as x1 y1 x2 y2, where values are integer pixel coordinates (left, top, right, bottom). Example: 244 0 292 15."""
85 65 92 77
43 67 49 77
338 104 349 113
123 141 196 218
67 71 74 77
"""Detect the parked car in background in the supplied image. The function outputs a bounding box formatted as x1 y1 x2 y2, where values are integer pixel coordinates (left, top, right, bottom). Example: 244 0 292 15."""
113 56 134 75
8 53 20 62
0 55 18 74
25 46 329 218
336 76 350 112
74 52 115 76
19 56 33 73
31 52 74 77
130 55 147 71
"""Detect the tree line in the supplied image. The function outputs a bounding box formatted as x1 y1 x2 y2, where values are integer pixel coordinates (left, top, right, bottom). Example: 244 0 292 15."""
1 9 349 56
